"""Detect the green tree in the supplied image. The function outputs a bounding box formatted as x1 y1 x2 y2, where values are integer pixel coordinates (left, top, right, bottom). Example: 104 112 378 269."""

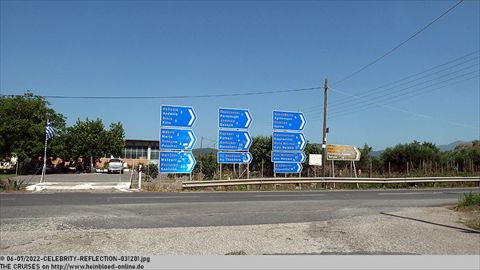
64 118 125 164
381 141 440 172
358 143 372 168
0 92 65 160
250 136 273 177
199 152 218 180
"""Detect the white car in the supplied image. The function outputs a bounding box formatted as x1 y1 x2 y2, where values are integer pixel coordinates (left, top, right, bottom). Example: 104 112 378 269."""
107 158 124 174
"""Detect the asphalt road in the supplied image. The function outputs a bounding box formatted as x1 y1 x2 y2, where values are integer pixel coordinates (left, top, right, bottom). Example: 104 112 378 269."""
1 188 479 255
1 188 478 229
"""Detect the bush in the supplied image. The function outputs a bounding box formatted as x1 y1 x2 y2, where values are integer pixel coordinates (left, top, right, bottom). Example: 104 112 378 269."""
458 192 480 208
0 178 26 191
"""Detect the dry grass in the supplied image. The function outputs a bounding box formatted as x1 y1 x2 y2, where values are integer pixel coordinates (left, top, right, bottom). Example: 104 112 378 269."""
456 192 480 230
142 180 182 192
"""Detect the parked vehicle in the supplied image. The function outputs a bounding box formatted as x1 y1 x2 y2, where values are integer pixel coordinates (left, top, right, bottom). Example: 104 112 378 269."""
0 154 17 173
107 158 124 174
67 159 77 173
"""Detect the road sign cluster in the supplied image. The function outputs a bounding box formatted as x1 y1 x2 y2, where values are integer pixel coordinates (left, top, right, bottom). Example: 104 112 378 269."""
159 105 197 173
272 111 307 174
158 105 312 176
217 108 253 165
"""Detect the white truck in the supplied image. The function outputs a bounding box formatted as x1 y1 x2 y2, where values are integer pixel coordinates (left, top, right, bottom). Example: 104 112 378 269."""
107 158 124 174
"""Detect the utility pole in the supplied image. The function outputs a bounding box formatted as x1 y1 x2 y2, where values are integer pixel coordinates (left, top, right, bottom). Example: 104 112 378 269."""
322 79 328 177
199 136 204 173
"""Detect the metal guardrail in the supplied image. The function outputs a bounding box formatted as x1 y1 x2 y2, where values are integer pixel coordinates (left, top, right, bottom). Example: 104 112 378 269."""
182 176 480 188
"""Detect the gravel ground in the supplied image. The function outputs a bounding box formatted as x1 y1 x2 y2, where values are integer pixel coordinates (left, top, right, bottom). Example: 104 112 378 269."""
1 207 478 255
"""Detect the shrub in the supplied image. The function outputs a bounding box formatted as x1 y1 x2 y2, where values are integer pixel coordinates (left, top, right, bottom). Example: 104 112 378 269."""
458 192 480 208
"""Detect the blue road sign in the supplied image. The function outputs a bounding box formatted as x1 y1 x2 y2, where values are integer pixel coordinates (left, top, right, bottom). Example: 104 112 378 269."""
274 163 303 173
272 132 306 151
217 152 253 164
219 108 253 129
271 151 306 163
218 130 252 151
160 129 196 150
273 111 306 131
159 151 196 173
161 105 197 127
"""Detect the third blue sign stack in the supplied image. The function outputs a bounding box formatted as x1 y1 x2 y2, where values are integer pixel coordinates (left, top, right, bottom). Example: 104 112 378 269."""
272 110 307 175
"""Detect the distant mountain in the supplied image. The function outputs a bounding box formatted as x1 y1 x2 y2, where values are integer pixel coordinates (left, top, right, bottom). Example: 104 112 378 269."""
437 140 469 152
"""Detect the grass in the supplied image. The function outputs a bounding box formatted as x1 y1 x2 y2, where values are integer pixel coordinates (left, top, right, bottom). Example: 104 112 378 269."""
456 192 480 230
0 177 27 192
0 174 15 181
457 192 480 209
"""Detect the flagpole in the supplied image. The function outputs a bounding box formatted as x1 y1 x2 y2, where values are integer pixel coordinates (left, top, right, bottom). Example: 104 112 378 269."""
40 120 48 183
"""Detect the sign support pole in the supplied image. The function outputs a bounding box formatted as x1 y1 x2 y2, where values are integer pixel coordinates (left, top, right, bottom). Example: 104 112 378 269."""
40 120 48 183
322 79 328 178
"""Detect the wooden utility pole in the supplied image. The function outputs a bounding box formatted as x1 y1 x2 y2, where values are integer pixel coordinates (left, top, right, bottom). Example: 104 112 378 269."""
322 79 328 177
199 136 203 173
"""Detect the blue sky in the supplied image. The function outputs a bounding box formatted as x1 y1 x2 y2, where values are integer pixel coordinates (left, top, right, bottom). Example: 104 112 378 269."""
1 0 479 150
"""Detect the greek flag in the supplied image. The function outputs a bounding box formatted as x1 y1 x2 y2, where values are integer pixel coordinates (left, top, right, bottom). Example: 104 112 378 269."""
46 121 56 140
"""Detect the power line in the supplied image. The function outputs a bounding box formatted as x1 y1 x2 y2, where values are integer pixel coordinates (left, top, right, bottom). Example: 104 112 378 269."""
329 51 480 110
330 74 479 118
306 77 478 129
0 86 322 100
301 50 479 114
303 58 480 116
329 68 479 115
332 0 465 86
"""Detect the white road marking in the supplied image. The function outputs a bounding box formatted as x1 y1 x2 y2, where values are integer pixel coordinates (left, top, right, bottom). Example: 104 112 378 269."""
110 196 201 199
254 194 326 198
378 192 443 196
0 198 16 200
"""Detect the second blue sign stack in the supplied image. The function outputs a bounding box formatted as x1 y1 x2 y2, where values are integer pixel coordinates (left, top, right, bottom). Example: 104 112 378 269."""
272 110 307 174
217 108 253 167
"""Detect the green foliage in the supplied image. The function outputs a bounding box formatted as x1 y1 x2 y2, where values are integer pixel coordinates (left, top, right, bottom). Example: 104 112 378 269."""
442 140 480 168
147 162 159 179
250 136 273 177
58 118 125 162
0 93 66 160
381 140 440 171
196 152 217 180
458 192 480 208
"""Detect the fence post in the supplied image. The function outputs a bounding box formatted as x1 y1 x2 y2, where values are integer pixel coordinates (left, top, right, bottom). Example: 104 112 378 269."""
369 160 372 178
388 162 391 177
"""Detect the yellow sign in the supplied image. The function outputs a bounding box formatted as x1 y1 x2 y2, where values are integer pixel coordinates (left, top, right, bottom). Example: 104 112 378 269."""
326 144 361 161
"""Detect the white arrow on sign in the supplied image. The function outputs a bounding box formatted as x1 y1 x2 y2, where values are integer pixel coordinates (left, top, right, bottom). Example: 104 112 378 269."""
244 153 253 163
245 111 252 128
300 152 307 163
187 153 195 171
187 130 195 149
299 133 306 150
188 108 196 126
299 113 306 130
244 132 251 150
296 163 302 173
